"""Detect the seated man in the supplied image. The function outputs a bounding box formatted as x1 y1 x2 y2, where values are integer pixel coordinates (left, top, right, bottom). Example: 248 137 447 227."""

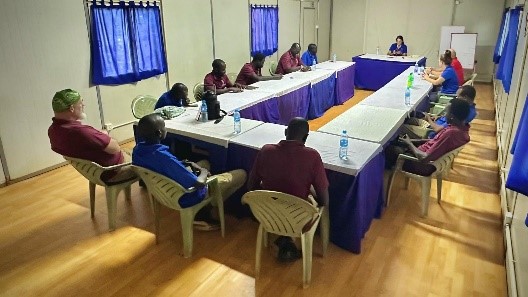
248 117 329 262
155 83 191 109
235 52 282 86
204 59 242 95
48 89 135 183
300 43 318 67
402 85 476 139
133 113 247 230
275 43 311 75
386 98 471 176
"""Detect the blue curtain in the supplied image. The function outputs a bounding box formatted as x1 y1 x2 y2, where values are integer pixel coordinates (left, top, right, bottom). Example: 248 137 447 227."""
250 5 279 56
493 9 509 63
496 7 521 93
90 2 167 85
506 94 528 196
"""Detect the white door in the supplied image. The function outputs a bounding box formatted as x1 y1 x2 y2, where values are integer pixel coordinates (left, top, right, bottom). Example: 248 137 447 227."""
301 2 317 52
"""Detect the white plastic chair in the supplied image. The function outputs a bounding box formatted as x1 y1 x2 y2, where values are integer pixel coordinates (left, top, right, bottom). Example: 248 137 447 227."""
242 190 329 288
64 156 138 231
269 61 278 75
193 83 204 103
386 145 465 217
132 166 224 258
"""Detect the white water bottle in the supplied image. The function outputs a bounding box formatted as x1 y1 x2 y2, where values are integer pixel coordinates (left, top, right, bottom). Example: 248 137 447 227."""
312 58 317 70
414 62 419 74
339 130 348 160
404 88 411 106
200 100 208 122
376 46 380 55
233 109 241 134
332 53 337 62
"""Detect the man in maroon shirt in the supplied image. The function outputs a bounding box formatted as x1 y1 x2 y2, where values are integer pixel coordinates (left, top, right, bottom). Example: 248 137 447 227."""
235 52 282 86
204 59 243 95
275 43 311 75
48 89 135 182
248 117 329 261
386 98 471 176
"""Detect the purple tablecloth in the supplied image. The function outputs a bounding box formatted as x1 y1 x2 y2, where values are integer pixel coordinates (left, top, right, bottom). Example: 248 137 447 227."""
308 75 336 119
335 64 356 104
226 143 385 254
353 56 427 91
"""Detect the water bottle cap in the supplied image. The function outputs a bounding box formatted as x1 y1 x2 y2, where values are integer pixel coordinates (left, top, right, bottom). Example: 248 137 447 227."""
342 130 347 134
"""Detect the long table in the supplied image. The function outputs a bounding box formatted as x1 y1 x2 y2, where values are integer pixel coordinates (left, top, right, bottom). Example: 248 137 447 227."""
228 123 384 253
216 61 356 125
352 54 426 91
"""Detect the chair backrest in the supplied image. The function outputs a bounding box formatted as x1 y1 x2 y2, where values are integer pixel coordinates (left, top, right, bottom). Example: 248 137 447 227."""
64 156 109 186
193 83 204 103
132 166 192 211
431 145 465 174
131 95 158 119
242 190 320 236
269 61 278 75
227 73 237 85
463 73 477 86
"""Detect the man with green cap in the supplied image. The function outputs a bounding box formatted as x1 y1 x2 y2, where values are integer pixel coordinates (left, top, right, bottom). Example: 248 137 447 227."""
48 89 135 182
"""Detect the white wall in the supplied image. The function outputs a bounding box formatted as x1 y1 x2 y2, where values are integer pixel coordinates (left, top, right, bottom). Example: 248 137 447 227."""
331 0 504 81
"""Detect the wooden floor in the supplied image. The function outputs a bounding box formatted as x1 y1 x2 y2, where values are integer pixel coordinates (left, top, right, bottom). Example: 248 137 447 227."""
0 84 506 296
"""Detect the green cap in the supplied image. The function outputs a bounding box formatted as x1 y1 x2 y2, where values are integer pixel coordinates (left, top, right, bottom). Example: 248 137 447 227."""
52 89 81 112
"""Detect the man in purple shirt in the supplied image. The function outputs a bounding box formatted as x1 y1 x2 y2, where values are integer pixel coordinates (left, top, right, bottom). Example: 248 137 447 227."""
235 52 282 86
386 98 471 176
204 59 243 95
275 43 310 75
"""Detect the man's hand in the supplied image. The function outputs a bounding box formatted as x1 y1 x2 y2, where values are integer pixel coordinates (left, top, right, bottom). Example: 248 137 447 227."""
234 83 245 89
400 134 413 146
300 66 310 72
228 87 242 93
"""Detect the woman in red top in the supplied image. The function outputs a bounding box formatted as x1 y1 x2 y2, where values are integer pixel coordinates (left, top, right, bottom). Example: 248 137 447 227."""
448 49 465 85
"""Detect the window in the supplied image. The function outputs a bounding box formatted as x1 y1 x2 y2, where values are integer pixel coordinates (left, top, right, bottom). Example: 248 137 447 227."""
89 1 167 85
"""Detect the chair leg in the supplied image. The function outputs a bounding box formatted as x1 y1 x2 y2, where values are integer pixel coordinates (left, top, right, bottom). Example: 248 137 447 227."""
152 198 161 244
387 170 397 207
216 195 225 238
180 209 195 258
301 231 315 288
320 207 330 257
420 178 432 217
105 186 120 231
124 185 132 202
437 174 443 203
404 177 410 189
263 230 268 248
255 225 264 278
89 182 96 218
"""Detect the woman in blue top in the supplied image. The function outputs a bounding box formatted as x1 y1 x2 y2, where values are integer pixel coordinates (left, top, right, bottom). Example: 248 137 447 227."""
422 52 459 102
387 35 407 56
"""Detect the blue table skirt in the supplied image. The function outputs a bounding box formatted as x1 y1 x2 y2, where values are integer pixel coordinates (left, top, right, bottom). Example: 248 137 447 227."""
335 64 355 104
352 56 427 91
226 143 386 254
308 75 336 119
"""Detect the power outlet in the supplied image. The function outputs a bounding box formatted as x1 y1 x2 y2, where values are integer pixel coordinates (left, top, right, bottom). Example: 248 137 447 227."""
103 123 113 131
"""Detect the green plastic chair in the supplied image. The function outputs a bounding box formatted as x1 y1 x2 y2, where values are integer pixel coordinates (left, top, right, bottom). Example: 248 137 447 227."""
132 166 225 258
193 83 204 103
64 156 139 231
269 61 278 75
242 190 329 288
227 72 237 85
131 95 158 119
386 145 465 217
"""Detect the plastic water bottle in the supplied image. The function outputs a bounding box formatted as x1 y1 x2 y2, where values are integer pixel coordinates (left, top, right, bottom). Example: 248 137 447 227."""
339 130 348 160
407 73 414 88
404 87 411 106
200 100 208 122
312 58 317 70
332 53 337 62
376 46 380 55
414 62 419 74
233 109 241 134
